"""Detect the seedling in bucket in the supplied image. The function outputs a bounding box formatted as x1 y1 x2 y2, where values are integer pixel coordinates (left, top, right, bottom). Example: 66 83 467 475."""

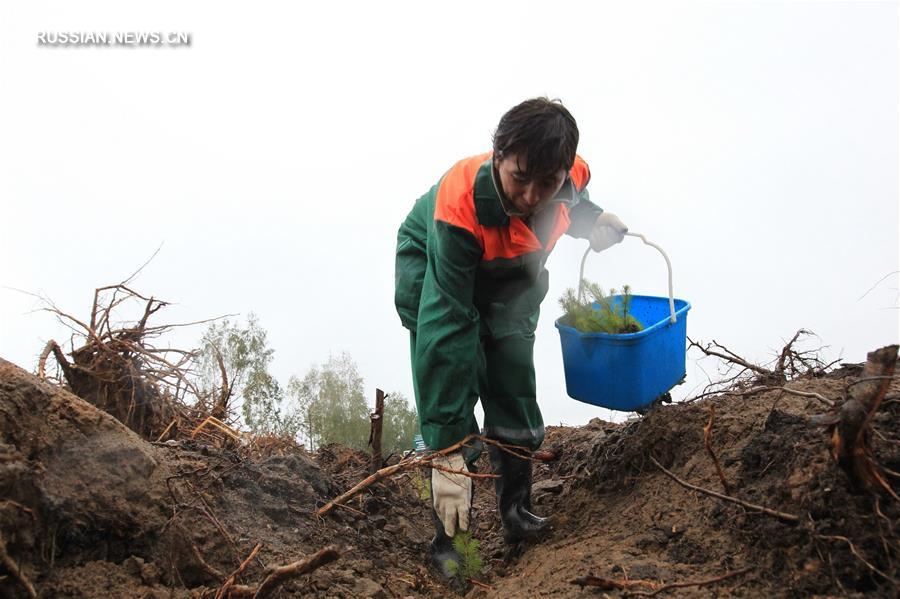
555 233 691 412
558 281 643 335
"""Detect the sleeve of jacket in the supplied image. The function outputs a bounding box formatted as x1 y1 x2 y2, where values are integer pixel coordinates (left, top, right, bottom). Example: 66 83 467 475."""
566 185 604 239
564 155 604 239
414 214 483 451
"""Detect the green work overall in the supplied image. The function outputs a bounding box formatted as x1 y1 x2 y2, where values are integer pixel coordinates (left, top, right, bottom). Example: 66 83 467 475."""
395 152 602 453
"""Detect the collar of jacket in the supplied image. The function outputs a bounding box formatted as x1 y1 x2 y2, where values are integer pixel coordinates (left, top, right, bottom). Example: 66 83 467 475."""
473 157 579 227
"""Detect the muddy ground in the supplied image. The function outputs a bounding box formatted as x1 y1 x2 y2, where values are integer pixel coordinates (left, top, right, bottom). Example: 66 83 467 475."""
1 355 897 598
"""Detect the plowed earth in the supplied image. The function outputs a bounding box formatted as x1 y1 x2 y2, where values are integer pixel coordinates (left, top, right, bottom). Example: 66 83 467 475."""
1 356 897 598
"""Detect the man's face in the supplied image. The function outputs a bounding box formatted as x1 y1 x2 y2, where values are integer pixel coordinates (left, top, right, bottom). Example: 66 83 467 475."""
495 153 567 217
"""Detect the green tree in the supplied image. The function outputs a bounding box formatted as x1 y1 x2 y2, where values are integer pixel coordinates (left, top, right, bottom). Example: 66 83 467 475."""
198 314 293 435
286 352 369 450
382 392 419 456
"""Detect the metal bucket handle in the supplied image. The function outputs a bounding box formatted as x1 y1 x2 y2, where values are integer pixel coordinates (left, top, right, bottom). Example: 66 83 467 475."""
578 232 677 324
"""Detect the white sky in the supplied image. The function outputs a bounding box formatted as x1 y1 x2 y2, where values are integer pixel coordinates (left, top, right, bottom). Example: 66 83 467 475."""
1 1 898 428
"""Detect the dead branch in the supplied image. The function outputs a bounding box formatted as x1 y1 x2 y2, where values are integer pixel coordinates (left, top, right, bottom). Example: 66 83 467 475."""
368 388 385 474
685 385 770 403
38 339 73 382
0 531 37 598
774 386 835 407
223 546 341 599
332 502 366 518
315 435 478 518
215 543 262 599
570 575 654 590
704 405 731 494
690 331 834 386
689 384 834 408
193 489 244 568
192 416 245 444
689 337 773 377
830 345 898 497
775 329 809 377
649 456 799 524
429 463 500 479
531 449 557 462
316 434 524 518
626 566 755 597
177 523 226 580
467 578 493 590
156 419 177 443
212 346 230 420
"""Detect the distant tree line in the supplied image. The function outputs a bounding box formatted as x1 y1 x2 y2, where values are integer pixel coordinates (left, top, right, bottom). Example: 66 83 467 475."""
197 314 418 455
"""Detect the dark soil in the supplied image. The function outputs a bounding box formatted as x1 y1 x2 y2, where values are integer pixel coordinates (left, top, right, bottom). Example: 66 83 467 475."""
1 355 897 598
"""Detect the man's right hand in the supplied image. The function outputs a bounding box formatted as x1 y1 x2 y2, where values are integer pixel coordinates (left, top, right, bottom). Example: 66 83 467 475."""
431 451 472 537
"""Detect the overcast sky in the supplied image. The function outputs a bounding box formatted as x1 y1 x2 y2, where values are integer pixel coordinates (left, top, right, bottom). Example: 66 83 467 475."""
1 1 897 428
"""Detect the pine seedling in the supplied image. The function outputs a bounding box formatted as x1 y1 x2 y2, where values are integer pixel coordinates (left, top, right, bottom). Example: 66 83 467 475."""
410 472 431 502
558 279 643 334
445 530 483 584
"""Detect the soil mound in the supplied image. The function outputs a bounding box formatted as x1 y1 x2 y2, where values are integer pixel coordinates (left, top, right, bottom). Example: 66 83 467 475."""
483 370 899 597
0 358 172 566
1 353 897 598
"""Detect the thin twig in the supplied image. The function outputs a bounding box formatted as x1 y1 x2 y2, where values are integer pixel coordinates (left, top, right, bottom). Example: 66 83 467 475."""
570 575 654 590
649 456 799 523
690 338 773 377
689 385 834 407
175 523 225 580
703 405 731 494
192 488 244 567
468 578 493 590
776 329 809 377
156 419 177 443
332 502 366 517
216 543 262 599
818 535 897 584
858 270 900 301
0 532 37 598
120 245 164 287
430 463 500 479
627 566 755 596
241 546 340 599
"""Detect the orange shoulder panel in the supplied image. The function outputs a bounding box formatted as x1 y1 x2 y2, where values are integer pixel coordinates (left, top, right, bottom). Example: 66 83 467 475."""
433 152 492 248
544 203 572 253
570 155 591 192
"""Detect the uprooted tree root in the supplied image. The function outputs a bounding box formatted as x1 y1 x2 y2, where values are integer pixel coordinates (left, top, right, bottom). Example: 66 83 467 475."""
36 282 219 442
828 345 899 498
689 328 843 392
32 281 300 459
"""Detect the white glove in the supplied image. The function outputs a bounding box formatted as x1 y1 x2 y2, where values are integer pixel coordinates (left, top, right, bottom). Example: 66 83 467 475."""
431 451 472 537
589 212 628 252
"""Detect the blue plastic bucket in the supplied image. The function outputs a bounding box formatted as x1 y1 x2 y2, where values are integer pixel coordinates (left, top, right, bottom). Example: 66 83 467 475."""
555 295 690 410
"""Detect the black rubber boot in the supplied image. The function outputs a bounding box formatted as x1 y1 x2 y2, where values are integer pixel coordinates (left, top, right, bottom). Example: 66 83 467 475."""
489 445 550 543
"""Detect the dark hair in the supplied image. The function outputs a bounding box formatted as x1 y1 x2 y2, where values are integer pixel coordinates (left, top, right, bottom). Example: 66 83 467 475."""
492 97 579 180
